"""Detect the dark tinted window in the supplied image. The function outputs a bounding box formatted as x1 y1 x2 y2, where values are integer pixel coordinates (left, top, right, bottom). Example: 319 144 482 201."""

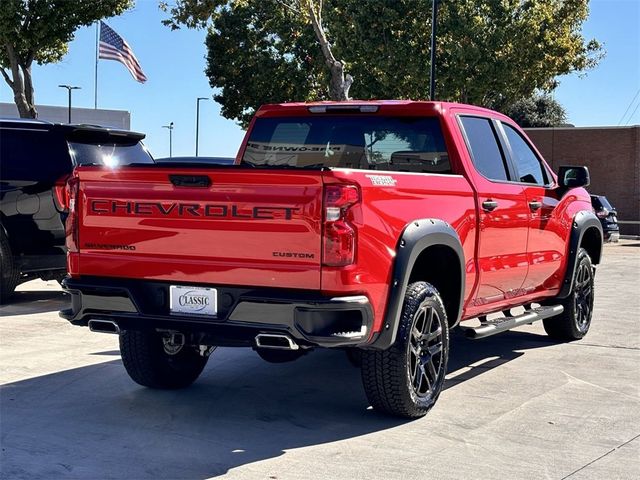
591 195 613 210
68 141 154 167
460 117 509 181
0 127 71 180
243 116 451 173
502 124 548 185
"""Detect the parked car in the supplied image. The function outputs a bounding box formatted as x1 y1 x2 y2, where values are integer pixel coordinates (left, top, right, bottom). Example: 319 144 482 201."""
0 119 153 300
154 156 235 165
60 101 602 418
590 194 619 242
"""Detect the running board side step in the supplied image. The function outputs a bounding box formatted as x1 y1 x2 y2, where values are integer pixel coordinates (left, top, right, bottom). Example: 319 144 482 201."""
460 305 564 339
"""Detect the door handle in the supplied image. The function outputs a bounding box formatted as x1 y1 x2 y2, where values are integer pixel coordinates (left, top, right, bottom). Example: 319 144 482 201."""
529 201 542 211
482 200 498 212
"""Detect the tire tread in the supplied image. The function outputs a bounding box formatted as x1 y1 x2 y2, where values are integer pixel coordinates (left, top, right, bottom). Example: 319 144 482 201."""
361 282 449 418
543 248 594 341
119 330 207 389
0 230 19 303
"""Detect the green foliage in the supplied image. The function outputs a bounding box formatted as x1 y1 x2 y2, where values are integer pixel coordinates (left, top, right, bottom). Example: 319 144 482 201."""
501 93 568 128
160 0 222 30
205 2 327 125
0 0 132 117
165 0 603 127
0 0 132 67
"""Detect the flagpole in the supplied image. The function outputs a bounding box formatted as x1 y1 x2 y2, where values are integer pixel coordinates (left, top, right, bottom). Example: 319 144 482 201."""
94 21 99 109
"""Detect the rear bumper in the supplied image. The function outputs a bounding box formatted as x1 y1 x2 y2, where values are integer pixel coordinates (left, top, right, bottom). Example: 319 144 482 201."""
60 276 374 348
603 224 620 242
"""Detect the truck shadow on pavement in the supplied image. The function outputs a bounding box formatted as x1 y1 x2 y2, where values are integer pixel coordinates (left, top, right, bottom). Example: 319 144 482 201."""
0 290 68 317
0 329 553 479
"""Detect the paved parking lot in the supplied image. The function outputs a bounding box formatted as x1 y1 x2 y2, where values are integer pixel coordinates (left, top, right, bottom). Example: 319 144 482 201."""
1 241 639 480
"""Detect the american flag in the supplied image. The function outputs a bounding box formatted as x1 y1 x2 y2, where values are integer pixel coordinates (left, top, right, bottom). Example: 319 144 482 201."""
99 21 147 83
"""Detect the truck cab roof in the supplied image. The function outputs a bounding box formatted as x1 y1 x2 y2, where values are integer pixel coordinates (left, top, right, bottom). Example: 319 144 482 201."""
254 100 510 121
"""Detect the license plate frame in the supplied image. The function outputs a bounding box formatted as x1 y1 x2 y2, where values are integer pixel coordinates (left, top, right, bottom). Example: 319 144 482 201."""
169 285 217 317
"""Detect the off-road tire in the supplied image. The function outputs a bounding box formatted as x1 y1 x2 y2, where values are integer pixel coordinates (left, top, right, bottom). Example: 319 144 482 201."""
0 230 19 303
255 348 307 363
361 282 450 418
543 248 594 341
119 329 208 389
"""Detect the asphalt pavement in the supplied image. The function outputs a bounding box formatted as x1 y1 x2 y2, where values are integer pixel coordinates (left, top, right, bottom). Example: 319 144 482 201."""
1 241 639 480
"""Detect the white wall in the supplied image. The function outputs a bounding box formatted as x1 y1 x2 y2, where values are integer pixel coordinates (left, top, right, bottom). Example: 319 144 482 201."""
0 102 130 129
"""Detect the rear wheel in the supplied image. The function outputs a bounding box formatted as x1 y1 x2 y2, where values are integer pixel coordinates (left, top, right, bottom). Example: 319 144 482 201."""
543 248 594 341
0 230 19 303
361 282 449 418
119 330 208 389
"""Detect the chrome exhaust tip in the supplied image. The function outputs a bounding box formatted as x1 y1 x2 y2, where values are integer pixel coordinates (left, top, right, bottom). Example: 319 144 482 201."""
88 319 120 335
255 334 299 350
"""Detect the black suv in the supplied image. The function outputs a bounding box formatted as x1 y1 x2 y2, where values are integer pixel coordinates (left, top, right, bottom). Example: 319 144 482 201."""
590 194 620 242
0 119 153 300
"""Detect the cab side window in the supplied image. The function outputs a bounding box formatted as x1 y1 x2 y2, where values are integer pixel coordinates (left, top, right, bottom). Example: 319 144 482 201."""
502 123 549 185
459 116 510 181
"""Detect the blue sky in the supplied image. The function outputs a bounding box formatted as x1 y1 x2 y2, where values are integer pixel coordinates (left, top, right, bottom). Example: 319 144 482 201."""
1 0 638 159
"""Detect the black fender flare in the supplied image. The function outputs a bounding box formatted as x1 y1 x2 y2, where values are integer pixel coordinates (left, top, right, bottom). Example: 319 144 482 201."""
368 219 465 350
557 210 603 299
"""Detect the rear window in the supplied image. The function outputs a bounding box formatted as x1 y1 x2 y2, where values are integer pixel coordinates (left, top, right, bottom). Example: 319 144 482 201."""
242 116 451 173
0 127 71 181
592 196 613 210
68 141 154 167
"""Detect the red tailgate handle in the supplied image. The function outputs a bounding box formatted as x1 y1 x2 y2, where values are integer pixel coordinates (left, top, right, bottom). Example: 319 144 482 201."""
169 175 211 188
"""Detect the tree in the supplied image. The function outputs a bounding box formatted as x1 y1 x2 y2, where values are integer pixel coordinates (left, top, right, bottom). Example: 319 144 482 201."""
162 0 602 127
502 93 567 128
0 0 132 118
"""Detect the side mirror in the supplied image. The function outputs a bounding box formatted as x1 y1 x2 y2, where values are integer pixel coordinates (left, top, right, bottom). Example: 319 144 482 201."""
558 165 590 188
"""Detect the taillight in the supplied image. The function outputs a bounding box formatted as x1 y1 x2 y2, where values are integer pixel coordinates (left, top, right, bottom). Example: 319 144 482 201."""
65 175 80 252
323 184 360 266
53 174 71 212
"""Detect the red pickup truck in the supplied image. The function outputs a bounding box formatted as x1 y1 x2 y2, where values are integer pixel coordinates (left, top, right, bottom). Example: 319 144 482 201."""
61 101 602 418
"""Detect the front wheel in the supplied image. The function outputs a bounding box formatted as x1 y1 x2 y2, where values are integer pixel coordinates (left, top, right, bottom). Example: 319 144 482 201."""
361 282 449 418
119 330 208 389
543 248 595 341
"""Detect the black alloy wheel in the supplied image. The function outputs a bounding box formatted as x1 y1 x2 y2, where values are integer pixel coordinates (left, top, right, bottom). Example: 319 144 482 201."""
408 303 445 398
361 281 450 418
573 260 594 334
543 248 595 341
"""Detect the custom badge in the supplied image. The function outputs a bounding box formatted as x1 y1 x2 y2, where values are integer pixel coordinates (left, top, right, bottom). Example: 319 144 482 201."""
365 174 397 186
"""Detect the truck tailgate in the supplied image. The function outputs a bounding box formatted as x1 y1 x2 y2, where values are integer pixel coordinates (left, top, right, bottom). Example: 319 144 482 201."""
75 167 323 289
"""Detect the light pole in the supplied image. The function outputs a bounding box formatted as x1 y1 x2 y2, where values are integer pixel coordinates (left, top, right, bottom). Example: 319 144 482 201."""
195 97 208 157
162 122 173 158
429 0 440 100
162 122 174 158
58 84 81 123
